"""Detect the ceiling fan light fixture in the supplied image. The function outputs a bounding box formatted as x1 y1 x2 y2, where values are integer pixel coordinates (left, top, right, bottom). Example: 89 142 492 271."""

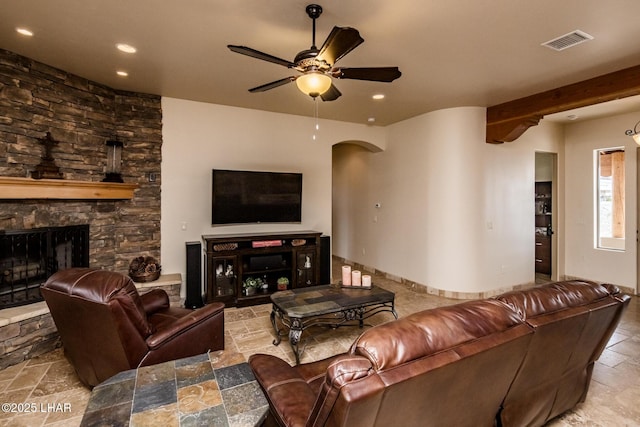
625 120 640 145
296 71 332 98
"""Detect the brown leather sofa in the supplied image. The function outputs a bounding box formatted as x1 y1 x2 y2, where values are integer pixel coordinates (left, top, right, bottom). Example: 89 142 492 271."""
41 268 225 388
249 280 629 427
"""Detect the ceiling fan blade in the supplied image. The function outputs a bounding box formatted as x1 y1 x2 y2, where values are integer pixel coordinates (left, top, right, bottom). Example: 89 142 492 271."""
320 83 342 102
316 27 364 65
332 67 402 82
248 77 296 93
228 45 295 68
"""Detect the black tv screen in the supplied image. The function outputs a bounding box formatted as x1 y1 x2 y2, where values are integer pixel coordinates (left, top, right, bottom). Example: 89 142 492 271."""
212 169 302 225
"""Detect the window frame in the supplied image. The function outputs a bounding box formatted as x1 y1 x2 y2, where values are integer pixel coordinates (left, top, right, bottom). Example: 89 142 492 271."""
595 147 625 251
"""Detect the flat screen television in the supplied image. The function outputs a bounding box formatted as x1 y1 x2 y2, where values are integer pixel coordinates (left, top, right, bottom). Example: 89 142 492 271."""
212 169 302 225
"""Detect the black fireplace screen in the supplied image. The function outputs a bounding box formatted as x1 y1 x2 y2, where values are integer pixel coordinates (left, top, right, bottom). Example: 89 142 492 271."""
0 225 89 308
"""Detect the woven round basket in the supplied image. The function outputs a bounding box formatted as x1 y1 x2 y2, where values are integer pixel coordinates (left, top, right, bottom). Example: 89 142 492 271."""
128 256 161 283
129 270 161 283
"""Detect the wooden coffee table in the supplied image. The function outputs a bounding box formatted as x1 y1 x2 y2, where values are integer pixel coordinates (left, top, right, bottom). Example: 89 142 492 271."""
270 284 397 364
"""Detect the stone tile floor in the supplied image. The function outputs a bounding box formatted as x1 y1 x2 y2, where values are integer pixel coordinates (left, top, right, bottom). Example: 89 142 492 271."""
0 263 639 426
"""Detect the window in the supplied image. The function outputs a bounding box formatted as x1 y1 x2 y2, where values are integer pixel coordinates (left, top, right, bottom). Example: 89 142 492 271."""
596 148 625 250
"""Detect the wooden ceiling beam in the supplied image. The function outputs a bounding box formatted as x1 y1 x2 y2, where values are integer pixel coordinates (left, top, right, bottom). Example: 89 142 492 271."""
486 64 640 144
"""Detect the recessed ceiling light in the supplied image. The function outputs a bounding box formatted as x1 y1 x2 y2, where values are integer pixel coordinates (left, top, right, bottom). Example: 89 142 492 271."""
116 43 137 54
372 94 385 100
116 70 129 77
367 117 376 123
16 28 33 37
567 114 579 121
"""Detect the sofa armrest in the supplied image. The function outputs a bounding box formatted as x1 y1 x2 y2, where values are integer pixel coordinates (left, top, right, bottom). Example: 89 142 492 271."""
139 289 170 314
146 302 225 349
602 283 621 295
306 354 373 427
249 353 318 427
294 353 345 394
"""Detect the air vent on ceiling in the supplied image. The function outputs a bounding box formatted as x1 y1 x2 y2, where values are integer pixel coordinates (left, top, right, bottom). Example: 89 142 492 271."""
542 30 594 51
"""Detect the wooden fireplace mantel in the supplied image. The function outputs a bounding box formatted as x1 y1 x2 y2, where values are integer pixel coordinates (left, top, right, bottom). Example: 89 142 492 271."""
0 177 138 200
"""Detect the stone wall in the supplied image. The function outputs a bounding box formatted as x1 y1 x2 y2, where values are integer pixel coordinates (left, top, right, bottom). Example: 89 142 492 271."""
0 48 162 272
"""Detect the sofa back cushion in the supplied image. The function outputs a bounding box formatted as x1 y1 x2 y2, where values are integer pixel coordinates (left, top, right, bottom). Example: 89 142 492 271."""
309 300 533 427
349 299 523 370
495 279 609 320
44 268 152 337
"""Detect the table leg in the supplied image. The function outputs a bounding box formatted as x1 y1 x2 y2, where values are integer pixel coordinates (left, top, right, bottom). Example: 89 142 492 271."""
271 307 282 346
289 319 303 365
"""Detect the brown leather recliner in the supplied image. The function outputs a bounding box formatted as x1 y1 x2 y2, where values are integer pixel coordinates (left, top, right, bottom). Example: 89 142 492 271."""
41 268 225 388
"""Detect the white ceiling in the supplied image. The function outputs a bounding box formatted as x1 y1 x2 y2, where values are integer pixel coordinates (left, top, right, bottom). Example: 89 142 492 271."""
2 0 640 126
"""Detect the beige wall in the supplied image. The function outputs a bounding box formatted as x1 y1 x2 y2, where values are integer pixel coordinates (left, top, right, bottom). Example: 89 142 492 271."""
161 95 636 296
333 107 565 294
564 112 638 289
160 97 385 283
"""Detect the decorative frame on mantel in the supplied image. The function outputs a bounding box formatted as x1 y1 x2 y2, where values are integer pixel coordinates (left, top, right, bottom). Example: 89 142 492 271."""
0 177 138 200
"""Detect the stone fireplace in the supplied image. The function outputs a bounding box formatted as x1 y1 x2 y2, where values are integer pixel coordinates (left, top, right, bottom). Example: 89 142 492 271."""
0 225 89 309
0 48 162 273
0 48 164 367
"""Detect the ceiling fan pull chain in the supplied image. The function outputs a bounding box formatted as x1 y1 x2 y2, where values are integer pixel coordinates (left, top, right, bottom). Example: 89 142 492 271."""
313 97 320 141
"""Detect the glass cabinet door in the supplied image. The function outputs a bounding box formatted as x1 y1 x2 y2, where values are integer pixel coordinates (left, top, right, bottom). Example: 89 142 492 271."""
211 256 237 298
296 250 315 287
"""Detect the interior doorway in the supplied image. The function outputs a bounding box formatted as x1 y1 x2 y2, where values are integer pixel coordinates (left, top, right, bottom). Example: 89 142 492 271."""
535 152 557 283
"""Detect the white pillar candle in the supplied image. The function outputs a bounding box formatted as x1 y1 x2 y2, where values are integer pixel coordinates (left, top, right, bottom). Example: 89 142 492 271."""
342 265 352 285
362 274 372 287
352 270 362 286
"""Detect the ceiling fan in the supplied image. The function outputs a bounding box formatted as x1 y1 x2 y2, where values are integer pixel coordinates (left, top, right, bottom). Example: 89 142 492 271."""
228 4 401 101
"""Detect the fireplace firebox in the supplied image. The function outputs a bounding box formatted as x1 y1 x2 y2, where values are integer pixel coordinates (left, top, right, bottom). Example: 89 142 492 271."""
0 225 89 309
